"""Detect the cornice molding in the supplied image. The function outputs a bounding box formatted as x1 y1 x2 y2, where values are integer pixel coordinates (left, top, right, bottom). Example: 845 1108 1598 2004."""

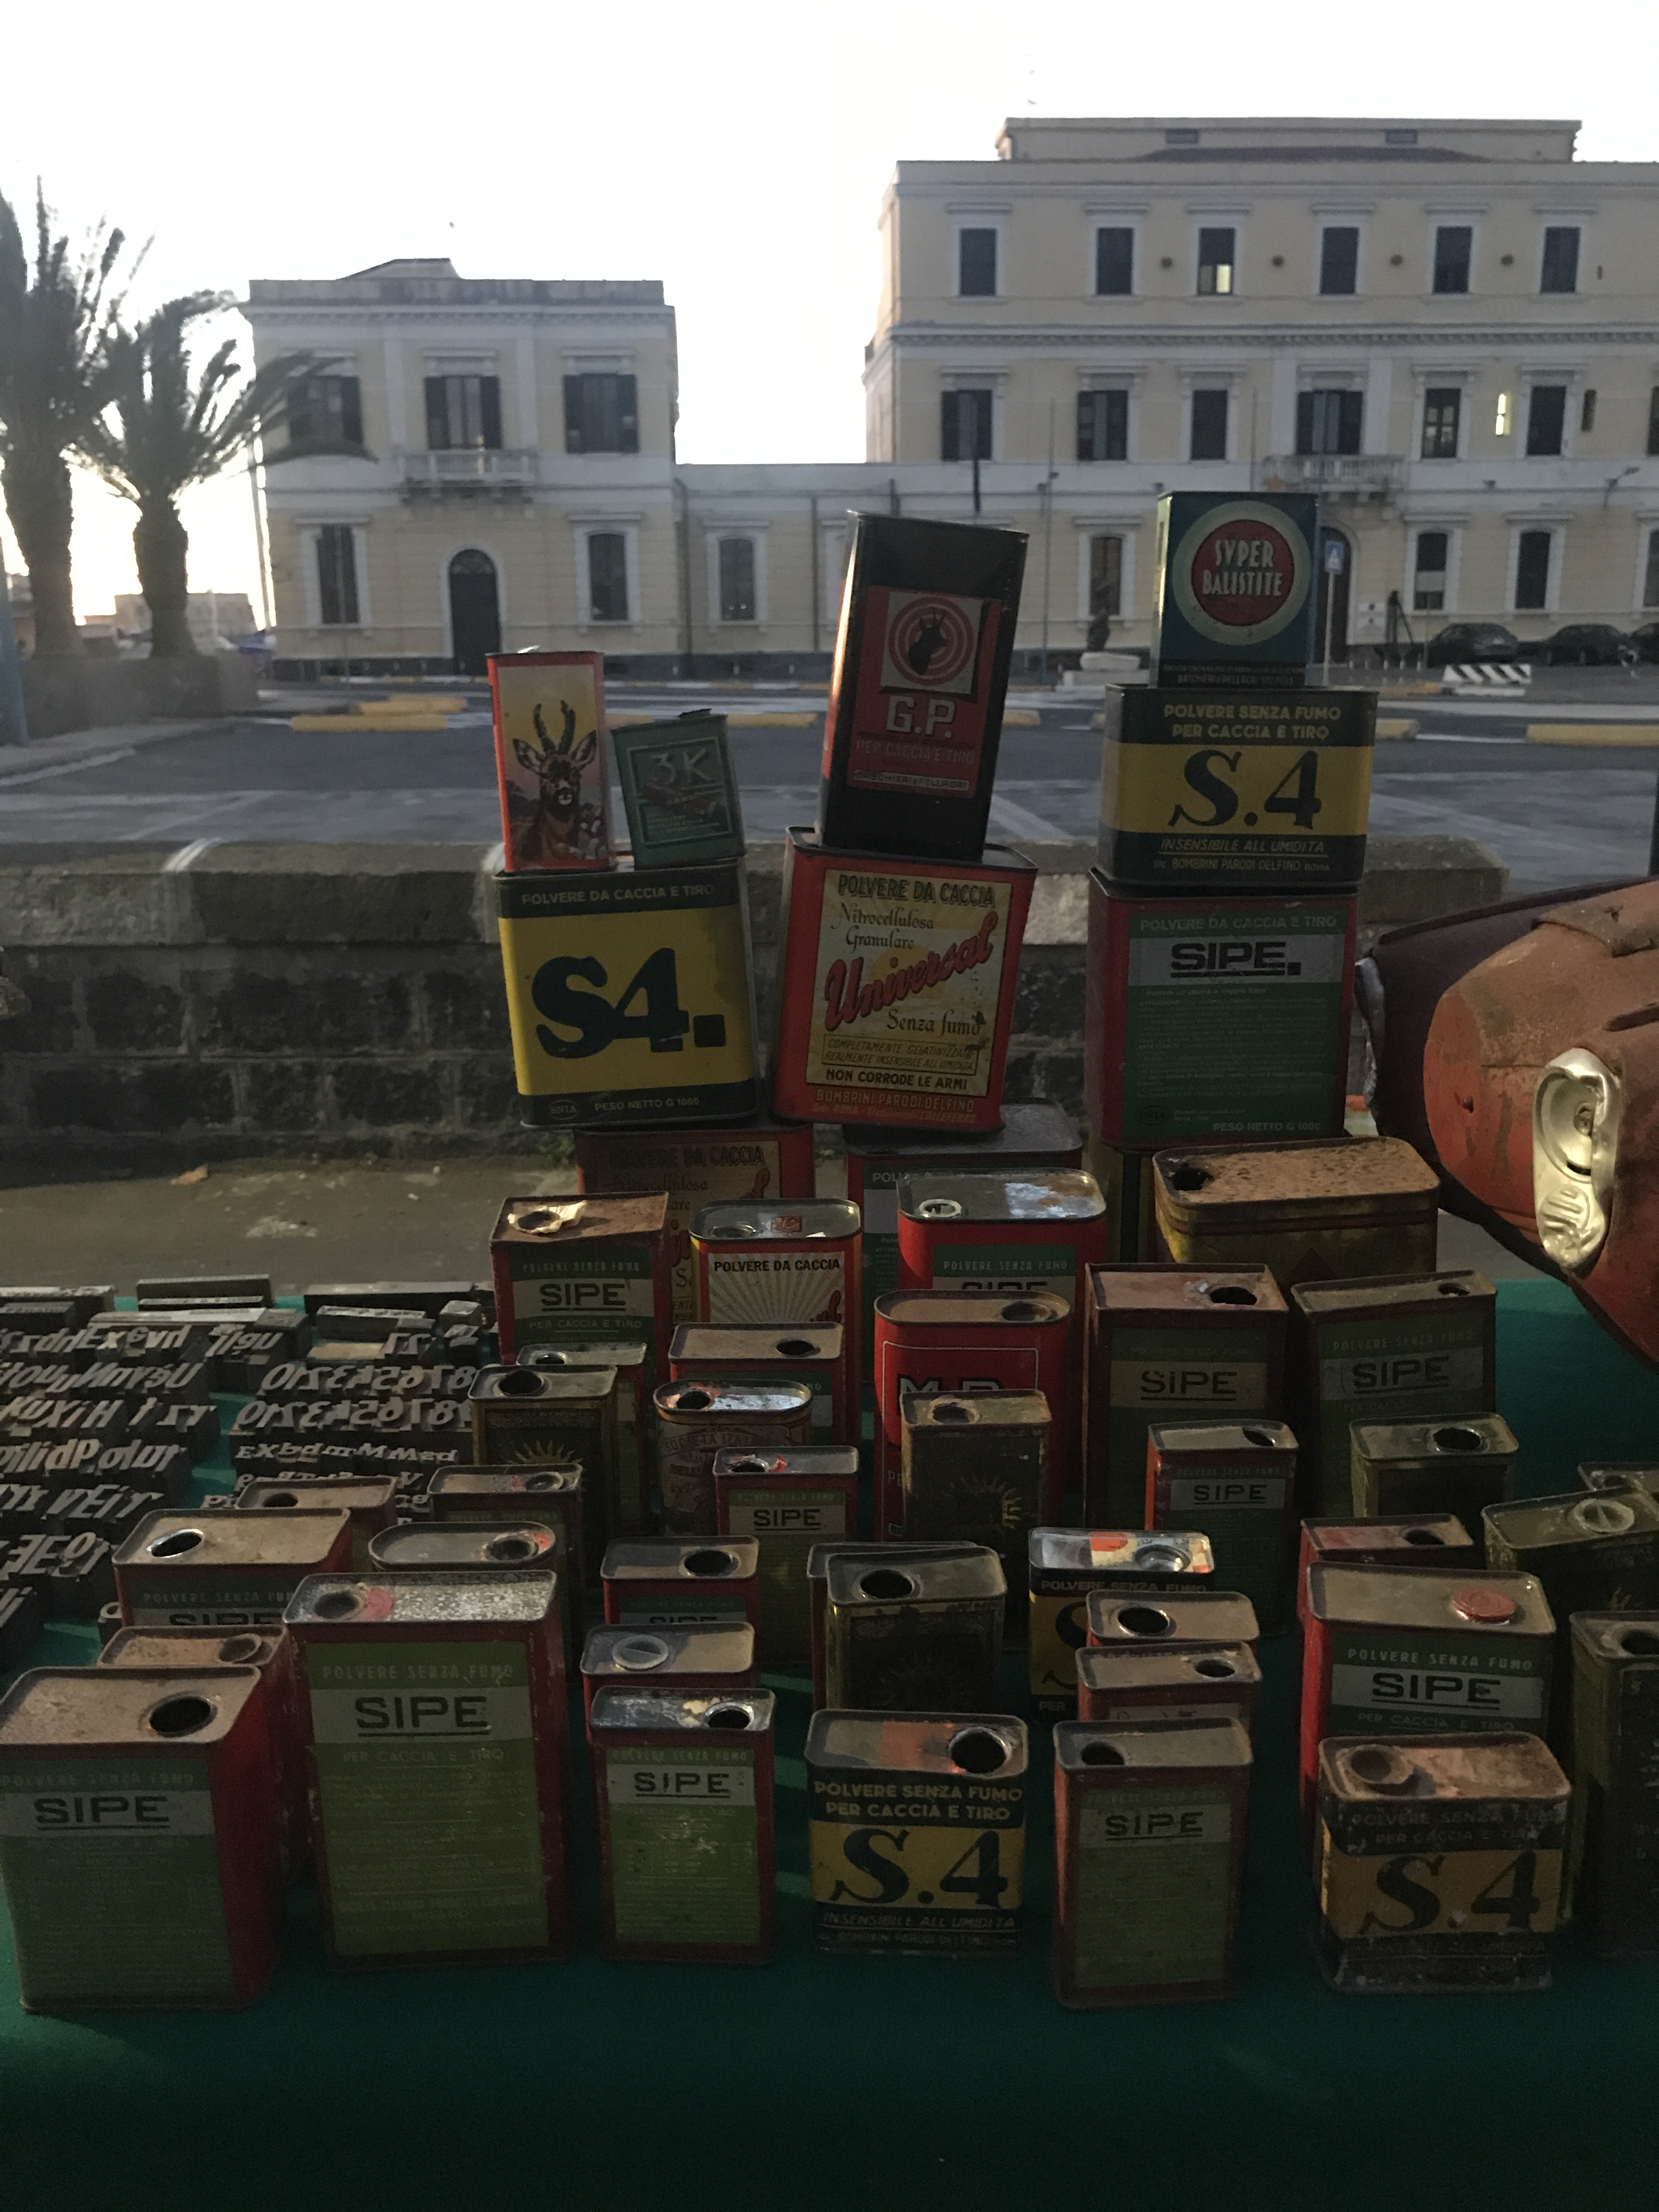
877 320 1659 351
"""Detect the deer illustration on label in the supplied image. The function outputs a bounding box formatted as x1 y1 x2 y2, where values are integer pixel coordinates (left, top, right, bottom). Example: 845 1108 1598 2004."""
490 651 613 871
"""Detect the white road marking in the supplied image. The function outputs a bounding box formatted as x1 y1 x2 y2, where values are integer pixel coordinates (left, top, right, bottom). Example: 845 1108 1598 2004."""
0 746 136 788
163 838 218 872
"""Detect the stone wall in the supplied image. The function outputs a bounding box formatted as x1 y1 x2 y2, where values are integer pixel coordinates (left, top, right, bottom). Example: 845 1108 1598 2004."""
0 836 1507 1181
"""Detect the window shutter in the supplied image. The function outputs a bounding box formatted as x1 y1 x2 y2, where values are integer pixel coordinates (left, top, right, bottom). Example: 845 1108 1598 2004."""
1338 391 1363 454
941 392 960 462
1295 392 1316 456
424 377 449 450
563 375 585 454
341 378 364 447
618 375 639 453
287 377 314 447
479 378 503 450
1076 392 1095 462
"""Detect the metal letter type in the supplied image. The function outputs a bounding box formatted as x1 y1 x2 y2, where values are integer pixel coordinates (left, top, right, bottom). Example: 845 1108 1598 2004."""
713 1447 859 1663
489 649 613 871
1145 1421 1299 1636
1028 1528 1216 1716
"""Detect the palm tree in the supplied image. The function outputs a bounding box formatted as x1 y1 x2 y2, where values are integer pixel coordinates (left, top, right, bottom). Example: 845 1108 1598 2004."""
0 185 132 656
77 294 312 657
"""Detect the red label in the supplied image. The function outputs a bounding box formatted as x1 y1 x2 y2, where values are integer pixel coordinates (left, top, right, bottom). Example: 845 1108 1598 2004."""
1183 518 1299 630
843 587 999 797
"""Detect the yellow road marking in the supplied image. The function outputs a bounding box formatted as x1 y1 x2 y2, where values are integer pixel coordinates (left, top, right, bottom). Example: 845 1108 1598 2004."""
1526 723 1659 746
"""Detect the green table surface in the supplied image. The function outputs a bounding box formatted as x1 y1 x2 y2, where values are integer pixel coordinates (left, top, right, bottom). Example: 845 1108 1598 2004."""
3 1278 1659 2211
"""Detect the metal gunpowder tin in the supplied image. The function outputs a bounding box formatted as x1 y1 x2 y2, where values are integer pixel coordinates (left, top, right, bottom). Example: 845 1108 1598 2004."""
691 1199 862 1423
1148 490 1319 687
1085 879 1356 1147
115 1509 353 1629
1300 1565 1555 1841
1579 1462 1659 1498
573 1114 816 1330
1296 1514 1479 1640
600 1537 761 1633
1084 1263 1286 1528
1314 1734 1570 1994
713 1447 860 1663
807 1542 980 1708
1085 1589 1261 1652
1290 1273 1497 1515
489 648 613 871
771 829 1037 1133
518 1340 651 1539
1052 1717 1254 2007
1075 1644 1262 1737
823 1547 1005 1713
1084 1132 1161 1265
1145 1420 1299 1637
470 1364 616 1558
815 511 1027 862
873 1290 1070 1541
427 1463 585 1637
1349 1414 1519 1522
806 1711 1029 1956
654 1381 815 1539
1097 682 1375 892
1028 1528 1216 1716
900 1392 1050 1634
1152 1138 1440 1289
495 861 757 1128
610 709 744 868
579 1622 758 1722
286 1570 569 1966
671 1324 848 1444
368 1522 559 1577
233 1479 397 1568
590 1688 775 1964
0 1666 281 2012
1567 1611 1659 1957
488 1193 670 1381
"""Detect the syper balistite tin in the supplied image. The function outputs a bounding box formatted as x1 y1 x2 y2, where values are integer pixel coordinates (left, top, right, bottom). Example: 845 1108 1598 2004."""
590 1688 775 1964
1290 1272 1497 1514
901 1393 1049 1630
806 1712 1029 1956
1052 1718 1255 2008
1153 1138 1440 1289
1028 1528 1216 1716
1314 1734 1571 1995
1145 1420 1298 1636
691 1199 862 1420
286 1571 569 1966
601 1538 761 1633
823 1548 1005 1713
713 1447 860 1664
653 1381 815 1539
1349 1413 1519 1522
1075 1643 1262 1737
1148 492 1319 688
115 1510 353 1628
1568 1611 1659 1956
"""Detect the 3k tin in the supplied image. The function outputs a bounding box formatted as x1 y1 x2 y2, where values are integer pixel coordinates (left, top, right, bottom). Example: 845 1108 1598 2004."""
610 709 744 870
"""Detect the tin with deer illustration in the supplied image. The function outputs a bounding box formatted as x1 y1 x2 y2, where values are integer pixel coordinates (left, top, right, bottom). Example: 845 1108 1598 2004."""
496 862 758 1128
489 651 613 871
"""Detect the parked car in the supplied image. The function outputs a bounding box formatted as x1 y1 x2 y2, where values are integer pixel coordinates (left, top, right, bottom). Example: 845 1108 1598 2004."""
1628 619 1659 664
1536 624 1634 667
1424 622 1525 667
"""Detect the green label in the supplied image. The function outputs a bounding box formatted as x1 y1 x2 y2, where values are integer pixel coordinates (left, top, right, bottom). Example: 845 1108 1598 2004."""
1102 1326 1269 1525
1073 1782 1234 1989
306 1640 549 1957
1164 1472 1290 1630
606 1744 760 1948
510 1249 657 1381
723 1487 849 1657
0 1758 231 2002
933 1243 1075 1302
614 1594 751 1628
123 1577 297 1626
1311 1313 1488 1503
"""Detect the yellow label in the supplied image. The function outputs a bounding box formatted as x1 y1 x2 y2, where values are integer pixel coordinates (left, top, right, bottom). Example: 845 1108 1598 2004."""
498 893 755 1102
1317 1835 1564 1939
810 1817 1024 1912
1102 738 1373 839
1028 1590 1088 1701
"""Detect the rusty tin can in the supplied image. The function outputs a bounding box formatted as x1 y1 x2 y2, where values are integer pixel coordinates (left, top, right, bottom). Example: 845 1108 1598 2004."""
1052 1716 1254 2007
601 1537 761 1633
0 1666 280 2010
574 1114 816 1329
368 1521 559 1577
1085 1589 1261 1652
1085 1263 1287 1528
286 1569 569 1966
847 1103 1080 1368
1296 1514 1479 1640
691 1198 862 1423
1291 1272 1497 1515
1349 1414 1519 1522
580 1621 758 1723
1580 1462 1659 1498
1146 1420 1299 1637
470 1365 616 1553
900 1392 1049 1634
713 1447 860 1663
1028 1528 1217 1716
808 1541 980 1708
824 1547 1005 1713
1086 878 1356 1147
1153 1138 1440 1289
771 828 1036 1133
1568 1611 1659 1956
233 1478 397 1568
1483 1488 1659 1750
115 1509 353 1628
1075 1644 1262 1737
654 1381 815 1538
489 1193 670 1384
806 1711 1029 1956
873 1290 1069 1542
1300 1564 1555 1841
1314 1733 1570 1994
489 648 612 871
590 1687 776 1963
427 1464 585 1617
518 1340 652 1539
671 1323 848 1444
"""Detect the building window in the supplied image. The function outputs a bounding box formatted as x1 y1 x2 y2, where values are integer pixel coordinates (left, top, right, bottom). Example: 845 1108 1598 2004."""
1197 228 1235 295
1421 387 1462 459
287 374 363 451
1189 388 1229 461
1296 390 1362 456
941 389 993 462
1581 388 1598 435
1088 535 1124 622
1095 227 1134 296
315 526 359 627
1432 225 1472 295
1541 226 1581 295
1385 128 1418 147
958 228 997 297
1526 385 1567 457
1413 531 1449 613
1077 389 1128 462
587 532 629 623
1649 390 1659 458
1166 128 1200 146
563 374 639 454
1644 530 1659 609
424 374 502 452
718 537 757 623
1319 227 1359 296
1515 529 1553 612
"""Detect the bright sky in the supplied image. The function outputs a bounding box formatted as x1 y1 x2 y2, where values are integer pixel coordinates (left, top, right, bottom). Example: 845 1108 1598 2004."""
3 0 1657 620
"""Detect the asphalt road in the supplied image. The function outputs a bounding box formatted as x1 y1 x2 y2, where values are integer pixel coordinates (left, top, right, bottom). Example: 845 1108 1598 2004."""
2 679 1657 894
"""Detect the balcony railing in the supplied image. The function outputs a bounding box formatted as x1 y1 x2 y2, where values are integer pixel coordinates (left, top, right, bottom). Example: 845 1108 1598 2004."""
1259 453 1404 499
397 448 539 495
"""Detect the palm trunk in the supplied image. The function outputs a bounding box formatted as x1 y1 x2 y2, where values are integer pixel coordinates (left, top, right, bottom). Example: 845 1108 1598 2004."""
134 498 195 657
1 447 79 655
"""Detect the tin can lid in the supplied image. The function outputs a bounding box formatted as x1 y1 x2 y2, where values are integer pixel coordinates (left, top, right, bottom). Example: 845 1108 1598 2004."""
1451 1585 1516 1623
1088 1532 1132 1561
613 1634 672 1672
